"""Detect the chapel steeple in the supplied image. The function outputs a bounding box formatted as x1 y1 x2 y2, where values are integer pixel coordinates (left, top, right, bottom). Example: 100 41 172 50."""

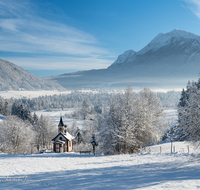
58 114 66 133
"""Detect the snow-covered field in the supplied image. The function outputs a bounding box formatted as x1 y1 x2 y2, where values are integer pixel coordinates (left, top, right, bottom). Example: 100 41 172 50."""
0 90 72 99
0 141 200 190
35 109 85 129
0 91 183 189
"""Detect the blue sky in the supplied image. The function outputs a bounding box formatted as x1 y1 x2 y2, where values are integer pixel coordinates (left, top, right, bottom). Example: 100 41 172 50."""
0 0 200 77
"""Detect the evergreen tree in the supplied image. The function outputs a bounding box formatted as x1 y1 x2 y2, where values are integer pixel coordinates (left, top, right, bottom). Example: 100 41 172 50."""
74 127 84 144
32 112 39 126
178 81 200 146
179 89 187 107
3 100 9 116
11 102 18 116
0 97 4 115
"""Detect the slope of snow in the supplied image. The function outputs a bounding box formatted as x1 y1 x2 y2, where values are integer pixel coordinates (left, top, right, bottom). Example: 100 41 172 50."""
0 142 200 189
164 108 178 123
0 59 65 91
35 109 85 129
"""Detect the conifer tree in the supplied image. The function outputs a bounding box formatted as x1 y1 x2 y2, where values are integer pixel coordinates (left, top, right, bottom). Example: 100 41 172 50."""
11 102 18 116
3 100 9 116
74 127 84 144
0 97 4 115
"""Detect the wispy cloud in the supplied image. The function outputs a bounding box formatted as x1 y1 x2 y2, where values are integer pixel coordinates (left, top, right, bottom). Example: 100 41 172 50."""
183 0 200 18
4 56 112 71
0 0 114 71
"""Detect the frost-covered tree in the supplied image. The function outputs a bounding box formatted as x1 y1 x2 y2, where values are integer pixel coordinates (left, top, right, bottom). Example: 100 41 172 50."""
98 86 164 155
0 116 35 154
33 115 57 149
81 101 90 119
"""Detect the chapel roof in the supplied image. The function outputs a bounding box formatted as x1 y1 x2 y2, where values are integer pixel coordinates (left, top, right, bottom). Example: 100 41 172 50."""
52 131 74 141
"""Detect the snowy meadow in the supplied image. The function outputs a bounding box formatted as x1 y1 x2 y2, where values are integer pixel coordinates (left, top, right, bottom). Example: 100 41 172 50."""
0 101 193 190
1 142 200 190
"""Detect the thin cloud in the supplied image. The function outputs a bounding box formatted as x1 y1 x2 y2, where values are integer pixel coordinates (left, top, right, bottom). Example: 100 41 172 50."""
3 56 114 70
0 0 113 70
183 0 200 18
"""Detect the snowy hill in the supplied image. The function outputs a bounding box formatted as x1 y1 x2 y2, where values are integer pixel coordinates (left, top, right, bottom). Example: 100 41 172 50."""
46 29 200 90
0 59 65 91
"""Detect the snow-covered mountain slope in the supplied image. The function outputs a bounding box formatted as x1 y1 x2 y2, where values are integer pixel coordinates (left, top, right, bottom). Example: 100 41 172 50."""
138 29 200 55
46 29 200 90
0 59 65 91
111 49 136 66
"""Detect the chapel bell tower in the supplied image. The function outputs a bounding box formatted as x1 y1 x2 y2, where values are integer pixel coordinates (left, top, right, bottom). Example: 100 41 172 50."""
58 114 67 134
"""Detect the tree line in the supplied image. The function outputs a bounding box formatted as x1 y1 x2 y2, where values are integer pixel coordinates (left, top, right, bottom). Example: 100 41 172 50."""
0 90 180 118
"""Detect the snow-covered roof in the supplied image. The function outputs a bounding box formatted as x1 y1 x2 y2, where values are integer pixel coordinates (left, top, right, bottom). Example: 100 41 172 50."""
52 131 74 141
64 132 74 141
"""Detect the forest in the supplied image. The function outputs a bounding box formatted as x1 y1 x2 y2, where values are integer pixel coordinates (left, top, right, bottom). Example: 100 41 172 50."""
0 88 180 154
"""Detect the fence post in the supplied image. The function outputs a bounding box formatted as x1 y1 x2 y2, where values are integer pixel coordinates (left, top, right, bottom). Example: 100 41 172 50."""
160 146 162 153
171 139 172 153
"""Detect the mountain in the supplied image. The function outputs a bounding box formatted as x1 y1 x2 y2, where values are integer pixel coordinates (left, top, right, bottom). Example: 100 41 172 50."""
46 29 200 90
0 59 65 91
112 50 136 66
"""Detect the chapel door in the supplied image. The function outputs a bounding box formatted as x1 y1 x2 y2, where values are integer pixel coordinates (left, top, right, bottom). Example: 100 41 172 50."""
56 144 60 153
